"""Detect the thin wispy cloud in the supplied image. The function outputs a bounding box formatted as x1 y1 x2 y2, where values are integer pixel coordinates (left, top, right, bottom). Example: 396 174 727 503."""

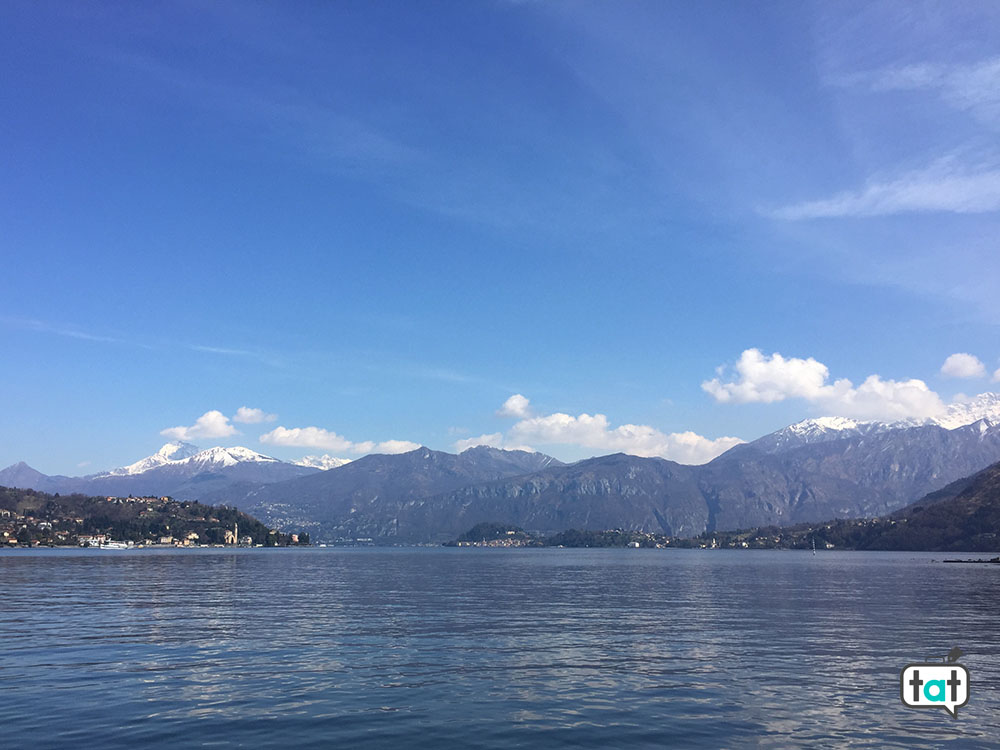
1 316 136 346
851 57 1000 127
362 359 513 391
2 317 281 366
771 160 1000 219
187 343 286 369
410 366 479 385
100 48 424 173
191 344 256 356
772 54 1000 221
92 21 638 234
93 45 552 235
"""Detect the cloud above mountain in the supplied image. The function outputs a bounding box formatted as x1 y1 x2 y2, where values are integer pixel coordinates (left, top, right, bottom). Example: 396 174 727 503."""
453 432 505 452
941 353 987 379
703 349 946 421
259 425 419 455
454 396 743 465
508 412 743 465
233 406 278 424
161 410 239 441
496 394 532 418
161 406 275 442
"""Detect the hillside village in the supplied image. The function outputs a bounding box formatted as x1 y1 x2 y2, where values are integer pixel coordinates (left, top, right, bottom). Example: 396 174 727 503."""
0 487 309 548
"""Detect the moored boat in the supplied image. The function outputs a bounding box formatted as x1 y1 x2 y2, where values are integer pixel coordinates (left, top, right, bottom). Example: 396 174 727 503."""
99 540 135 550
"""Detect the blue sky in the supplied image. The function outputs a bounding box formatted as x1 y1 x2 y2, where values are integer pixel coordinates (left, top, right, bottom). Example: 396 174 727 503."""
3 1 1000 474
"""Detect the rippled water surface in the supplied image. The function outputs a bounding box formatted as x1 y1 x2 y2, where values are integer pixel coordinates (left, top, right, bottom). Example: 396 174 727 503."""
2 548 998 748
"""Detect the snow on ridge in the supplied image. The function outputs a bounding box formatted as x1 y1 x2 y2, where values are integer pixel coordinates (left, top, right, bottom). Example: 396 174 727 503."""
103 441 202 476
760 416 913 451
765 392 1000 448
85 393 1000 477
184 446 280 467
934 393 1000 430
99 443 280 477
787 416 864 435
777 416 888 441
294 454 352 470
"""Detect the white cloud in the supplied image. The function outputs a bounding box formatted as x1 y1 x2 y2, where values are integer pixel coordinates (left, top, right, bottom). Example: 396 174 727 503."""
702 349 831 403
161 410 239 441
453 432 505 452
259 426 353 452
374 439 423 454
940 353 987 379
824 375 946 422
455 395 742 464
506 411 743 465
232 406 278 424
703 349 947 421
771 160 1000 220
258 425 419 455
497 393 533 418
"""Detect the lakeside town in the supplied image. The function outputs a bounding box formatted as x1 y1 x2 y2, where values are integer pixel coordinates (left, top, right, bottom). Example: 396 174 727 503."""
4 472 996 553
0 488 309 548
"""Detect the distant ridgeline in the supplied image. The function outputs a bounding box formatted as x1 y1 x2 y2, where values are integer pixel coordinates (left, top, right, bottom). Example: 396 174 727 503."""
0 486 310 547
446 458 1000 552
204 402 1000 542
697 457 1000 552
6 400 1000 545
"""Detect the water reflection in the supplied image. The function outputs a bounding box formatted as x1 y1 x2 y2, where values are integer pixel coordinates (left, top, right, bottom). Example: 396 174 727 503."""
2 548 998 748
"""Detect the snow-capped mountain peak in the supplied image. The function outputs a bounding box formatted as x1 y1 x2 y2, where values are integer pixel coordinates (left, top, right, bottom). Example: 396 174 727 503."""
787 416 865 436
294 454 352 470
182 446 281 468
935 393 1000 430
99 443 281 477
104 441 202 476
755 416 890 452
158 441 201 460
752 393 1000 455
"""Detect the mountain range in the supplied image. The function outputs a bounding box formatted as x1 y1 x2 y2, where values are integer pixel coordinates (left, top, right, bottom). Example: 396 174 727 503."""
4 393 1000 542
883 458 1000 551
0 443 317 499
729 457 1000 552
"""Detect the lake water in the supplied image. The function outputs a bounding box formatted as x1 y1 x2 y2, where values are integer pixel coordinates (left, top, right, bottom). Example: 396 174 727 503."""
2 548 998 748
